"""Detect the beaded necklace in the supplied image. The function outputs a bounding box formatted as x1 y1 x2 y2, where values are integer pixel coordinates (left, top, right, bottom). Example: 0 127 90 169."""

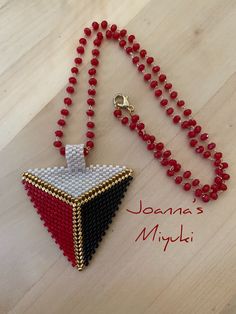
22 21 230 271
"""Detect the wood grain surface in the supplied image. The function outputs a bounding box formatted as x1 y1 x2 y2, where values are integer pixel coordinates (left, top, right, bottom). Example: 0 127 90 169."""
1 1 236 313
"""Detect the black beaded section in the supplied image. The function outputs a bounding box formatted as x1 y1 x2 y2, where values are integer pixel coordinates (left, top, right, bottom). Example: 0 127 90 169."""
80 176 133 267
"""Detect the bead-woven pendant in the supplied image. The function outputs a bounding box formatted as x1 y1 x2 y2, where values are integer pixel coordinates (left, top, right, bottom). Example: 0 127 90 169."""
22 144 133 270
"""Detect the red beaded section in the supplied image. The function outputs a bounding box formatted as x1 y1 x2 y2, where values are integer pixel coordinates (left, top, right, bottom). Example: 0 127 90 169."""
23 180 76 267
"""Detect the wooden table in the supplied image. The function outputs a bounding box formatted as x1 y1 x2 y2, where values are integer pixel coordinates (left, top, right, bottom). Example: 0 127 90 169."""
1 1 236 313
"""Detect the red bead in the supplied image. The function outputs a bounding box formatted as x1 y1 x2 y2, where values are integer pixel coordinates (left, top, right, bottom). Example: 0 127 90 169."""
129 122 136 130
194 126 202 134
170 91 178 99
113 109 122 118
53 140 62 148
87 121 95 128
195 189 202 197
195 146 204 153
163 150 171 158
87 98 95 106
220 183 227 191
149 135 156 143
55 130 63 137
190 139 198 147
201 194 210 202
121 117 129 125
92 49 100 56
200 133 208 141
89 77 97 85
93 38 102 46
119 40 126 47
203 151 211 159
147 57 154 64
188 131 195 138
74 57 82 64
138 64 145 72
71 67 79 74
154 151 162 159
152 66 160 73
202 184 210 192
181 121 189 129
173 115 181 124
58 119 66 126
88 68 96 76
88 89 96 96
222 173 230 180
183 171 191 178
222 162 228 169
166 108 174 115
142 134 149 141
192 179 200 186
184 109 192 116
147 143 155 150
64 98 72 106
175 176 182 184
155 89 162 97
140 49 147 58
165 83 172 90
84 27 91 36
150 80 158 89
214 177 222 185
77 46 84 54
156 142 164 150
167 169 175 176
86 140 94 148
97 32 103 40
86 131 95 138
132 56 139 64
101 20 108 29
214 160 221 167
160 99 168 106
69 77 77 85
112 32 120 40
211 184 219 192
133 43 140 51
207 142 216 150
120 29 127 37
144 73 151 81
128 35 135 43
86 109 94 116
174 163 181 172
214 152 222 160
131 114 139 123
91 58 99 66
92 21 99 30
161 159 169 166
137 122 145 130
60 146 65 156
106 30 112 39
177 100 185 107
159 74 166 82
210 192 218 200
184 183 191 191
66 86 74 94
79 37 87 45
110 24 117 32
61 109 69 116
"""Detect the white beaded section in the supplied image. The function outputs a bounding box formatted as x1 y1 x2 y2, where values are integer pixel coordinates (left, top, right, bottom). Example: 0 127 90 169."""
27 144 128 197
66 144 85 172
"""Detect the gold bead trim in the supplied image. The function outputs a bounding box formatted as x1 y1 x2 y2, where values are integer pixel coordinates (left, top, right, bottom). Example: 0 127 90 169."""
22 168 133 270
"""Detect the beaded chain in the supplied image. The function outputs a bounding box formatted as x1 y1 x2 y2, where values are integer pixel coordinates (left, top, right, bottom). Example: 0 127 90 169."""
53 20 230 203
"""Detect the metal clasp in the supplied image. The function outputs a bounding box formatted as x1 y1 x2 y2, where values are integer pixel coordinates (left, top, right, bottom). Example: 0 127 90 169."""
113 94 134 114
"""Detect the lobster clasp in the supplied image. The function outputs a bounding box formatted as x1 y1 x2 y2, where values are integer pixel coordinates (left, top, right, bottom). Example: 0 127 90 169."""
113 94 134 114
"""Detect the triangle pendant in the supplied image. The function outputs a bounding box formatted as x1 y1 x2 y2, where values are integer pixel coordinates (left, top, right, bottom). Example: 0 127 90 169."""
22 144 133 270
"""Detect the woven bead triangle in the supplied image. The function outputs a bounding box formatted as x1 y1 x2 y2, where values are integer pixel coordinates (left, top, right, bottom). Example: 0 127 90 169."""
22 144 133 270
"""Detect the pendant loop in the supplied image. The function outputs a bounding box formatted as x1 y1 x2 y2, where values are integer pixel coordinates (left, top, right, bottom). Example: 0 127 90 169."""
66 144 86 172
